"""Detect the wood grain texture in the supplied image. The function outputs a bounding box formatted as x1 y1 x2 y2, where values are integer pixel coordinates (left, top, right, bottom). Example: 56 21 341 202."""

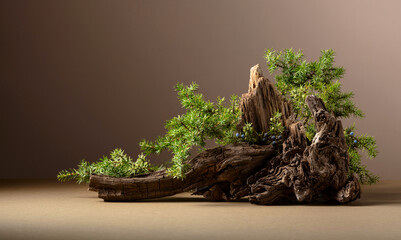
239 64 293 133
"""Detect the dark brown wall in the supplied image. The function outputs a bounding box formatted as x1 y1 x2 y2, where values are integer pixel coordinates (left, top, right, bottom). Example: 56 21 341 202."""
1 0 400 179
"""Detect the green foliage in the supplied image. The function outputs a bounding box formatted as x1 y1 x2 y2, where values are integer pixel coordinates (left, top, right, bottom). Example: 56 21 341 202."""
267 112 285 137
57 160 94 184
57 149 153 184
265 48 378 184
305 123 317 142
139 82 241 179
236 112 285 149
344 125 379 184
265 48 363 123
241 123 259 144
133 153 153 175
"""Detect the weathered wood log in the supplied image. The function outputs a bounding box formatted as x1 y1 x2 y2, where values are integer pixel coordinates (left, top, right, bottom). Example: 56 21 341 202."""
88 65 361 205
239 64 293 133
89 143 277 201
247 95 361 204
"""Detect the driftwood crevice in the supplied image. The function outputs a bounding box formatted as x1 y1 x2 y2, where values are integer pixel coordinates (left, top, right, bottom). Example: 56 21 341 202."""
89 65 361 205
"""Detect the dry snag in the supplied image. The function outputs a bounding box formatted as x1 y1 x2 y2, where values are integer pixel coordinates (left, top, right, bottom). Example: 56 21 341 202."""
89 65 361 205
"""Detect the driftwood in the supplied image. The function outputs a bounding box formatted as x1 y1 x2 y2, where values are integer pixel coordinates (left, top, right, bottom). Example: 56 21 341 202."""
89 65 361 204
247 96 360 204
89 143 276 201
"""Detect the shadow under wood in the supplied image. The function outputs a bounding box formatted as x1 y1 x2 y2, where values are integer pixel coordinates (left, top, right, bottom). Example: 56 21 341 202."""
100 193 251 203
345 192 401 207
102 197 208 203
99 190 401 206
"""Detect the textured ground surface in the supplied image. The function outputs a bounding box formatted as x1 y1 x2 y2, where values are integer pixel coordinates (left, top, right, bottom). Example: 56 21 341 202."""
1 179 401 240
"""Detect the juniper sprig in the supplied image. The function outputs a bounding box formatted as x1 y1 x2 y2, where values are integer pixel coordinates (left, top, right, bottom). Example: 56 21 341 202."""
57 149 154 184
139 82 241 178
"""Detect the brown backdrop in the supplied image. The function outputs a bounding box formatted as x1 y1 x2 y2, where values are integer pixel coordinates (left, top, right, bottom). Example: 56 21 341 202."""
1 0 400 179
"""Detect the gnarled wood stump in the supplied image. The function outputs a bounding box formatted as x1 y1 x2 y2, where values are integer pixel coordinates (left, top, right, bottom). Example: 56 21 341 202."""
89 65 361 205
247 96 360 204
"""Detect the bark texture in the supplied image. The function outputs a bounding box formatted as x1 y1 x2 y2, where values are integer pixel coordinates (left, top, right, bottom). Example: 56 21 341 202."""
88 64 361 205
89 170 185 201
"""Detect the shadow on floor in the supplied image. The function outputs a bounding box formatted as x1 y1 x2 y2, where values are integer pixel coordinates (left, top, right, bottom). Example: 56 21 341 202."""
346 192 401 207
3 179 401 206
105 185 401 206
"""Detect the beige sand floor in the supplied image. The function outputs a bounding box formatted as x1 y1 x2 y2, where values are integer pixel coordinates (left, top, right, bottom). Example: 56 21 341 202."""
1 179 401 240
